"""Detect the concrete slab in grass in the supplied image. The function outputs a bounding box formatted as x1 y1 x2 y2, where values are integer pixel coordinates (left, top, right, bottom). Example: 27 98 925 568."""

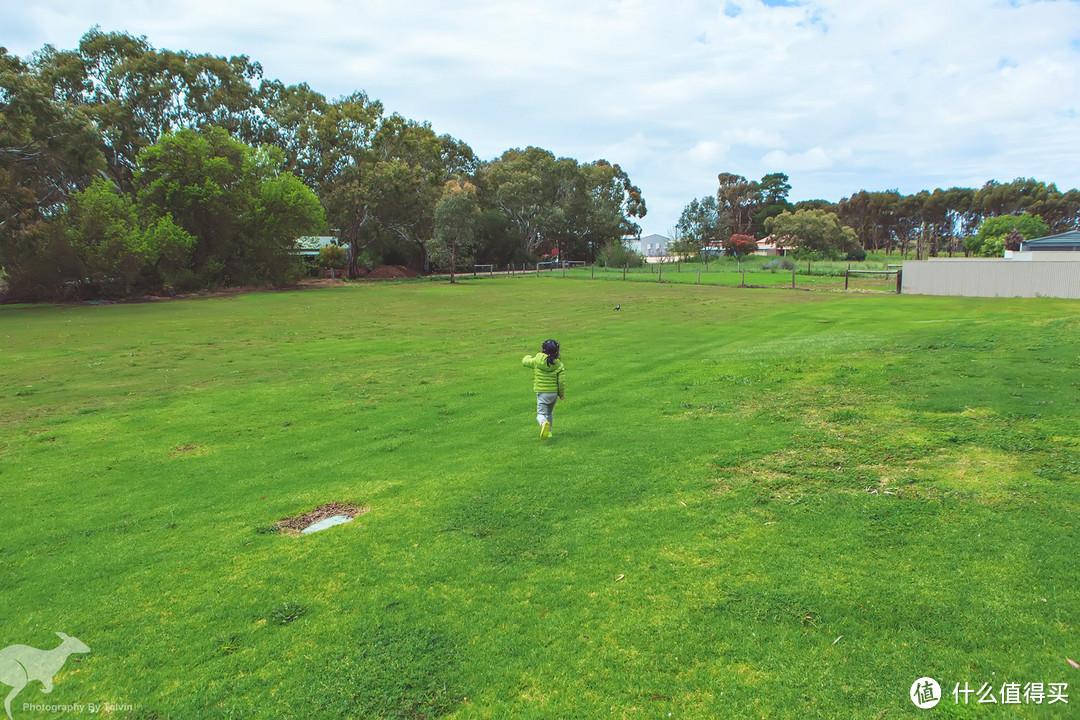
300 515 354 534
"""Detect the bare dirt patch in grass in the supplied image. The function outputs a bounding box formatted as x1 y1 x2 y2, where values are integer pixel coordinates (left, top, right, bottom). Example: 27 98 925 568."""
275 502 369 535
170 443 211 458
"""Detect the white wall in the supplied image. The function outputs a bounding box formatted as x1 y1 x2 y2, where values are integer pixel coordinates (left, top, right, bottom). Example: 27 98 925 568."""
902 258 1080 299
1003 251 1080 261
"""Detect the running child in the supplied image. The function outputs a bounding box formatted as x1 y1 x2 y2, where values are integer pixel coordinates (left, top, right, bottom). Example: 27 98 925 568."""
521 339 565 439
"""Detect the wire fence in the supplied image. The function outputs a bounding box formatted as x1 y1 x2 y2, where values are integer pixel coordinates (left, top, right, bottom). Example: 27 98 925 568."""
464 260 902 292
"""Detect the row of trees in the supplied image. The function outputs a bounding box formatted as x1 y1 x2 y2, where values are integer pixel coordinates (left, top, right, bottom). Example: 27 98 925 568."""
1 29 646 300
674 172 1079 260
17 128 326 299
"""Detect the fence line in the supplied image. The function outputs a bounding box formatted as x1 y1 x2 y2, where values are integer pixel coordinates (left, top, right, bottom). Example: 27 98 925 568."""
844 268 900 291
446 262 900 292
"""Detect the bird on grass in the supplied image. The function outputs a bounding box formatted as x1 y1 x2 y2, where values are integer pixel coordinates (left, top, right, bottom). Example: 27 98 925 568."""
614 304 621 311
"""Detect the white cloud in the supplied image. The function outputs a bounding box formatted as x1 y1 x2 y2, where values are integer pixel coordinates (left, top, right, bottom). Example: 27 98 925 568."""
687 140 730 165
762 146 843 171
4 0 1080 234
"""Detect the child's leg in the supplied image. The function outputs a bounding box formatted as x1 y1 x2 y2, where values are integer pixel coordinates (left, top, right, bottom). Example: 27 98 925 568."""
536 393 557 426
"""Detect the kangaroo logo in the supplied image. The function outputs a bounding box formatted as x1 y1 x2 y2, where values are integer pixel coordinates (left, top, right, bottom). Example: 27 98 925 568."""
0 633 90 720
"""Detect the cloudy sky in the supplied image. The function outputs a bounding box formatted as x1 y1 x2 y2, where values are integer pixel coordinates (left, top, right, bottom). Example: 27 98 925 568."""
4 0 1080 235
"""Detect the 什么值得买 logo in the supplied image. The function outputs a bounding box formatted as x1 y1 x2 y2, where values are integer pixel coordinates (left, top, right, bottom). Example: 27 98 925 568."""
910 677 942 709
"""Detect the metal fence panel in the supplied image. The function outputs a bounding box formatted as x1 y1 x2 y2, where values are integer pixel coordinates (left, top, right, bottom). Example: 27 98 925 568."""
902 259 1080 299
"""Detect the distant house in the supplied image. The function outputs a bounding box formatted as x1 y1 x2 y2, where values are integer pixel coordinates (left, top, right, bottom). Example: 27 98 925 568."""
294 236 339 257
755 235 783 256
699 236 784 257
1020 231 1080 252
624 233 670 258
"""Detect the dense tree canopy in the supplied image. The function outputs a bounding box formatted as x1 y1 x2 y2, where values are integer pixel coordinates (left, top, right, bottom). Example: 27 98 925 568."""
964 212 1050 257
0 48 104 295
831 179 1075 257
0 29 647 299
33 28 265 193
764 209 860 260
135 126 325 287
672 196 727 258
716 172 760 237
430 180 482 283
477 148 642 263
680 174 1078 260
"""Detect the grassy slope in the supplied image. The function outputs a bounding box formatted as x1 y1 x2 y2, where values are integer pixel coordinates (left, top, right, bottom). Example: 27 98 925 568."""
1 279 1077 719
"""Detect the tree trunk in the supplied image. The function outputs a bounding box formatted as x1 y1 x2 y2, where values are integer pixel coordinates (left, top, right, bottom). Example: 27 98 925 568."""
348 239 362 279
345 207 369 279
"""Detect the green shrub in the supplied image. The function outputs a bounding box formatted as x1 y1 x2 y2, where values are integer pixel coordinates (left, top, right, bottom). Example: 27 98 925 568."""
598 242 644 268
299 255 322 277
762 258 795 272
318 244 347 269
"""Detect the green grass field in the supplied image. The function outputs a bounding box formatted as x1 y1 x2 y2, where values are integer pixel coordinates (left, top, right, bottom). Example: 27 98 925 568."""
2 278 1078 718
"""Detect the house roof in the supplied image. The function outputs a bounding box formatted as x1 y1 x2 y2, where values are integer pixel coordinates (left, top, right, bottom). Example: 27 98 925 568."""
294 236 339 256
623 233 669 243
1021 231 1080 251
